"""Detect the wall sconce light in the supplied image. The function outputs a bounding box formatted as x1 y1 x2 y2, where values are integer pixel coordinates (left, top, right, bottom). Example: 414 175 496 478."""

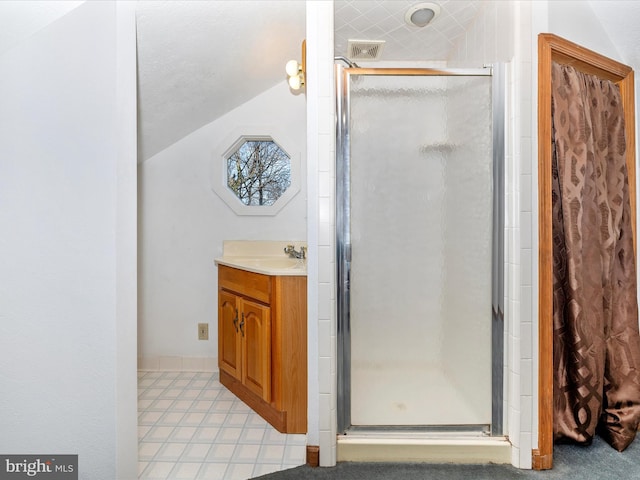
286 40 306 90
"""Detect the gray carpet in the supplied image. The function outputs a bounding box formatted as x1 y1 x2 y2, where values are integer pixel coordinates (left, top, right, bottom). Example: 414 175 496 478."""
253 436 640 479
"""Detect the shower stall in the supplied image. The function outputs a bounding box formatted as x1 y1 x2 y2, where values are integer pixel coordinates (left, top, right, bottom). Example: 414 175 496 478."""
336 65 505 443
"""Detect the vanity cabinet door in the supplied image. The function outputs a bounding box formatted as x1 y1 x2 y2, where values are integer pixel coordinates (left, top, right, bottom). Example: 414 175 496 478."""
218 290 241 381
240 298 271 403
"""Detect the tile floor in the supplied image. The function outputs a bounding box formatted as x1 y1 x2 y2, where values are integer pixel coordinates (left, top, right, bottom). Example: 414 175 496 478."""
138 371 306 479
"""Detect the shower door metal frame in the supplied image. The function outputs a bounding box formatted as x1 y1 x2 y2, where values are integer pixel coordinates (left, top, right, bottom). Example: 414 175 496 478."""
336 65 505 435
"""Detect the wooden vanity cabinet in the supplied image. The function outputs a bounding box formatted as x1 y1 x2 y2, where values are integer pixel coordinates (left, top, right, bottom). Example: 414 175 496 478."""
217 264 307 433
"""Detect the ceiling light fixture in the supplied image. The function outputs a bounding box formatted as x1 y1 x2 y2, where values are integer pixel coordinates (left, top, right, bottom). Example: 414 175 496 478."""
405 2 441 28
286 40 306 91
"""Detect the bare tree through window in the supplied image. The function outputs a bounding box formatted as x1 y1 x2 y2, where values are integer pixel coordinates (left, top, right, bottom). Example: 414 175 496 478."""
226 140 292 206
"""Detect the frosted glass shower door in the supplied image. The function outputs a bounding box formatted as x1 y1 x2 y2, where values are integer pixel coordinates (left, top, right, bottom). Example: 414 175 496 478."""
349 74 493 426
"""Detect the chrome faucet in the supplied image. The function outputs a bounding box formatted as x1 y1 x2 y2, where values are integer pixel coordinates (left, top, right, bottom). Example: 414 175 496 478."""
284 245 306 260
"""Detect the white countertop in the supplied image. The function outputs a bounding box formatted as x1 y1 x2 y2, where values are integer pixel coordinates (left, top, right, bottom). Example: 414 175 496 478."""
214 240 307 276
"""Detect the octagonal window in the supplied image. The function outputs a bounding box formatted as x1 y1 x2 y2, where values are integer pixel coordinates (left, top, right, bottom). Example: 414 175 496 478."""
226 139 291 206
211 129 301 216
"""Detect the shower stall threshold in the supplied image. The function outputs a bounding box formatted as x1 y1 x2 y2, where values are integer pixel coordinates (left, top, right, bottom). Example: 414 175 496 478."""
337 430 511 464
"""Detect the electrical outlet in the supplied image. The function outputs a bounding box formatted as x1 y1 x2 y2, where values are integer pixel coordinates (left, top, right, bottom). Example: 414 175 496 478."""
198 323 209 340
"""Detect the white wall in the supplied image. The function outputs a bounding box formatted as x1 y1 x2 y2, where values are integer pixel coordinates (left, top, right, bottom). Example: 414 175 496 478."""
115 3 139 477
138 81 307 368
0 2 137 478
548 1 622 62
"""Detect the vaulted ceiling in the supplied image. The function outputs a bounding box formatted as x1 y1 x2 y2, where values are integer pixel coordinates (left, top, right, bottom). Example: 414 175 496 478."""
135 1 306 161
2 1 640 164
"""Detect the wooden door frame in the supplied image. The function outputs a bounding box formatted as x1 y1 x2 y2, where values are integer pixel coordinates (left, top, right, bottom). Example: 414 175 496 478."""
535 33 636 470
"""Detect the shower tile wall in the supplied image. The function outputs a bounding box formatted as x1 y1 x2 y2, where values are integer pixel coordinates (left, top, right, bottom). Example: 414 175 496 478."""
307 0 338 467
517 0 535 467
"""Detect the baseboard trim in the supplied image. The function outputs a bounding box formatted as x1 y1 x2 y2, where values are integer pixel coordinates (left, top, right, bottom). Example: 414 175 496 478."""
306 446 319 467
137 356 218 372
337 436 511 464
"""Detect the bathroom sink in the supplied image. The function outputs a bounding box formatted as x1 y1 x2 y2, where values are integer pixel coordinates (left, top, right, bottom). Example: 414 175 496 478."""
233 257 303 269
214 255 306 276
214 240 308 276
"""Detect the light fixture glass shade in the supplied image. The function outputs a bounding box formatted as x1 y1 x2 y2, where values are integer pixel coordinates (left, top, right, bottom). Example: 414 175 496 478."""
288 74 302 90
285 60 300 77
404 2 441 27
410 8 435 27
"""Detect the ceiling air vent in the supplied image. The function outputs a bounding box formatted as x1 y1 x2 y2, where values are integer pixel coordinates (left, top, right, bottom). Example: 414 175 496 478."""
347 39 385 61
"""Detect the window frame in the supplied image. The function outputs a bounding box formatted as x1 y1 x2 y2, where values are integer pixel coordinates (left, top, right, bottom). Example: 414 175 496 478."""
211 129 301 216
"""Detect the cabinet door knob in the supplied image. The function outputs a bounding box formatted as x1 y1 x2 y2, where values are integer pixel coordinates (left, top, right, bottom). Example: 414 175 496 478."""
239 313 245 337
233 309 239 332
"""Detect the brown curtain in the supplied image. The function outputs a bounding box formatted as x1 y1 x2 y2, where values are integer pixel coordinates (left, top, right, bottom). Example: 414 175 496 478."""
551 62 640 451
